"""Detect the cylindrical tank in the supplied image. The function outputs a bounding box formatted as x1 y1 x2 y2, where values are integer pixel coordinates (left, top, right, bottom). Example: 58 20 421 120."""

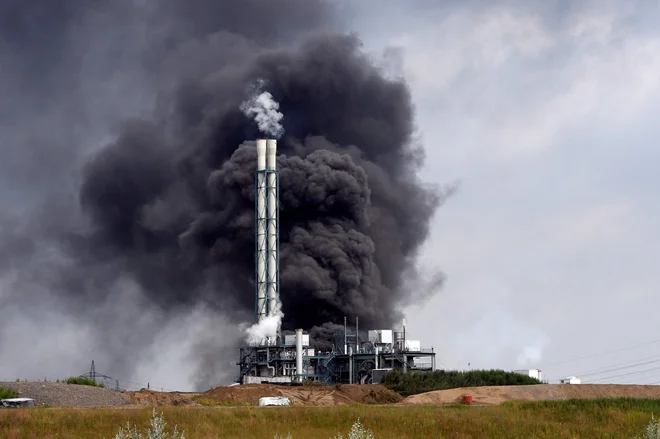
463 395 473 404
394 331 404 350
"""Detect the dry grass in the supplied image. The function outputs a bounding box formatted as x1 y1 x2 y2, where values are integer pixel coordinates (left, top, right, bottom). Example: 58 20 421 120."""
0 399 659 438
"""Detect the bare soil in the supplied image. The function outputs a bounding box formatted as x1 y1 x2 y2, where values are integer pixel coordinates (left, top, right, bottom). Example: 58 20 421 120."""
7 381 657 409
123 389 202 407
398 384 660 406
0 381 132 408
201 384 402 406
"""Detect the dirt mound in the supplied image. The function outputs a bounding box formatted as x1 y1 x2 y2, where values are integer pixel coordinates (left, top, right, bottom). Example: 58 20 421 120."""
334 384 402 404
0 381 132 407
399 384 660 406
202 384 402 406
124 389 202 407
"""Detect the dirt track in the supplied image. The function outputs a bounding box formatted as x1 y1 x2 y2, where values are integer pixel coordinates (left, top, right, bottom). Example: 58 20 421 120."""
399 384 660 406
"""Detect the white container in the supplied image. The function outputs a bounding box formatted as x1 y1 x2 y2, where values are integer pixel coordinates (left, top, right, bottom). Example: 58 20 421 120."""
259 397 291 406
1 398 36 408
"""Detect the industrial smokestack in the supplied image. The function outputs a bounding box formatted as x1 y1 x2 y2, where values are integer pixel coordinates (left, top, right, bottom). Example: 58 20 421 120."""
255 139 268 324
295 328 303 382
266 139 278 320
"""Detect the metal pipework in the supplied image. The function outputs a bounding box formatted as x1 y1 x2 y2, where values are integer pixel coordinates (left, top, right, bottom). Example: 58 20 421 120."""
296 328 303 382
266 139 278 318
255 139 268 325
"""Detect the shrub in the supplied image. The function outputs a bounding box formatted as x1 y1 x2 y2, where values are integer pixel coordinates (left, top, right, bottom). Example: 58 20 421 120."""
634 414 660 439
329 419 374 439
0 386 19 399
65 377 105 387
381 369 542 396
108 409 185 439
274 420 374 439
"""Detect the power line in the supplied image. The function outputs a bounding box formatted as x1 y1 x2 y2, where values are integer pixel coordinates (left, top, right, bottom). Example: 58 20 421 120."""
587 365 660 383
544 338 660 367
555 356 660 381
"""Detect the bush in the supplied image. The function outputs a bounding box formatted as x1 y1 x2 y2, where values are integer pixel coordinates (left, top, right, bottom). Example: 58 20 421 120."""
328 419 374 439
65 377 105 387
0 386 19 399
109 409 185 439
274 419 374 439
381 369 542 396
635 414 660 439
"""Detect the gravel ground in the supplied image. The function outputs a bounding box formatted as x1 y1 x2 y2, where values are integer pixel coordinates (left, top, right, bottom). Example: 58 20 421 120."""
0 381 132 407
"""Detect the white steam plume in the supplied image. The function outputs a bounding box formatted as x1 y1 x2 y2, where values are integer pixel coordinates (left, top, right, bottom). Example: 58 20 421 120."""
245 301 283 346
240 79 284 138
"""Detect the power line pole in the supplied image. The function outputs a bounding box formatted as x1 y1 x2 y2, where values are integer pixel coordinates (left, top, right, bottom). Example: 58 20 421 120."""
90 360 96 384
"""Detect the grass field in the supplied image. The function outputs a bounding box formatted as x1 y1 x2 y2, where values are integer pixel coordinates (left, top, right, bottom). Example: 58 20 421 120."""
1 398 659 438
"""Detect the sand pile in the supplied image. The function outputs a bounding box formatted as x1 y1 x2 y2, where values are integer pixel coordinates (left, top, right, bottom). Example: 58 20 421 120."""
202 383 402 406
124 389 202 407
399 384 660 406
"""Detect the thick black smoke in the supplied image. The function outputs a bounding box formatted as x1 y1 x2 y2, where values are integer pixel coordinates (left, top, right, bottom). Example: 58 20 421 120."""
80 34 445 347
0 0 448 387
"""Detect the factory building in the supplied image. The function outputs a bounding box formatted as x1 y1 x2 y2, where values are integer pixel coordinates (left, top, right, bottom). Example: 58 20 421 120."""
237 138 436 385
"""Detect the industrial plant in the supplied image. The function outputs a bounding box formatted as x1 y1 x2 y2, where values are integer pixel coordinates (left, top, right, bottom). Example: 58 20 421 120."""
236 139 437 385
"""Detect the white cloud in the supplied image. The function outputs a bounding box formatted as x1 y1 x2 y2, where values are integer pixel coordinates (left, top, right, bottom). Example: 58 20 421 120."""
539 202 636 252
358 2 660 382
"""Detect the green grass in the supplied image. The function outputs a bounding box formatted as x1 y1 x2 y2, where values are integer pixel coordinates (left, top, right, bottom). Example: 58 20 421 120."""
65 377 105 387
1 398 659 438
381 369 542 396
0 386 19 399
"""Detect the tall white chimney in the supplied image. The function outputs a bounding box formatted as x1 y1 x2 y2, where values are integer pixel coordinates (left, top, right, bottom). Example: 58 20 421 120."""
266 139 278 317
255 139 268 324
295 328 303 382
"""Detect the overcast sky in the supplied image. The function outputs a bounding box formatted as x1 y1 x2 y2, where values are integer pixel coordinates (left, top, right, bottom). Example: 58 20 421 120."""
2 0 659 390
352 0 660 383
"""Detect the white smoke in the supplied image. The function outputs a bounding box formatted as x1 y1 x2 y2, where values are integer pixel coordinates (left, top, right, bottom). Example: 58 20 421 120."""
516 346 544 366
240 79 284 138
245 300 284 346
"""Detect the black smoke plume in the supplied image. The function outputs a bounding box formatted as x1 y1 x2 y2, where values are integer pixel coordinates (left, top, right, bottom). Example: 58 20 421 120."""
81 34 446 347
0 0 449 388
